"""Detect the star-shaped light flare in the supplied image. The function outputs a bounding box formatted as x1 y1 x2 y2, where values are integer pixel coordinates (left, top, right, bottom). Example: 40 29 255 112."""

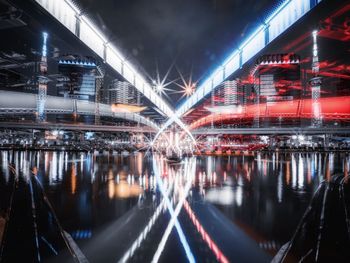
174 67 196 100
151 62 178 101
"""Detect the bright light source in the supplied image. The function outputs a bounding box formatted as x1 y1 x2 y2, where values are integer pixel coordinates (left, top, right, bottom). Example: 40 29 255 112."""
175 68 197 99
261 136 269 143
156 84 164 93
184 83 195 96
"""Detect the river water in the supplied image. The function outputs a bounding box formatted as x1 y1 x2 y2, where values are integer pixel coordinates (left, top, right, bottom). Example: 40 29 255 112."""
0 150 349 262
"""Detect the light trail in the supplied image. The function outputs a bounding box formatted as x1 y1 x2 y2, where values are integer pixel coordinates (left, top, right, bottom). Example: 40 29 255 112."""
189 96 350 130
28 178 41 262
152 115 196 146
117 176 175 263
183 200 229 263
151 158 195 263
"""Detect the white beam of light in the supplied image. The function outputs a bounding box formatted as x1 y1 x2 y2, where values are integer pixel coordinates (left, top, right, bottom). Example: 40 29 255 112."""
152 158 196 263
152 115 196 147
118 177 175 263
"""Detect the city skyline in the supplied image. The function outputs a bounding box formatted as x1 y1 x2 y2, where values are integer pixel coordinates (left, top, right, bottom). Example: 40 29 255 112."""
0 1 349 262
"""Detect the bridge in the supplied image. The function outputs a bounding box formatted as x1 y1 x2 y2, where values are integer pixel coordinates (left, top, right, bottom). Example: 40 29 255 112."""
1 0 349 144
166 0 325 126
0 91 159 130
29 0 325 132
0 122 156 133
28 0 194 133
192 127 350 136
176 0 322 118
189 96 350 130
32 0 173 118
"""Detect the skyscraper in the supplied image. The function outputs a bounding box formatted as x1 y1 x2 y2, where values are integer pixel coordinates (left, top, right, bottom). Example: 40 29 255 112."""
254 53 301 104
216 80 240 106
57 56 99 102
108 80 137 105
310 30 322 127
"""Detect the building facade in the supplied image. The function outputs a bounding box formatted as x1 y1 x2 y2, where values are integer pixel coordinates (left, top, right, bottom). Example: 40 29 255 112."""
254 53 301 104
57 56 99 102
108 79 137 105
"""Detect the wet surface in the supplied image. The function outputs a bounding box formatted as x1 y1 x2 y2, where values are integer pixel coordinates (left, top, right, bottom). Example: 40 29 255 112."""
0 150 349 262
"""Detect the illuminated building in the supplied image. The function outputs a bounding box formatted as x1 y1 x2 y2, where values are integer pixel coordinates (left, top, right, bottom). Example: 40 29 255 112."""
108 79 138 105
309 30 322 127
217 80 239 106
57 56 99 102
254 53 301 104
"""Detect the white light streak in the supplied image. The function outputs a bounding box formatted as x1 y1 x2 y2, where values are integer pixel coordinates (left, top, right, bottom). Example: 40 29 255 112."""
118 177 175 263
151 158 195 263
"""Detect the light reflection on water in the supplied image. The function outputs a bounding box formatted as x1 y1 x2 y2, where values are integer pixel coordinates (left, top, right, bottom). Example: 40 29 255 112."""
0 150 349 259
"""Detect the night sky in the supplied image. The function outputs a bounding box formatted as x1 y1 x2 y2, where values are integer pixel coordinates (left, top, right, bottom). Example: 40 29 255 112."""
76 0 280 105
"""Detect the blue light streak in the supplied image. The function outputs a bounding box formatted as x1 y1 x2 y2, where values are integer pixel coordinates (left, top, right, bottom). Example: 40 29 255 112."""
42 32 48 57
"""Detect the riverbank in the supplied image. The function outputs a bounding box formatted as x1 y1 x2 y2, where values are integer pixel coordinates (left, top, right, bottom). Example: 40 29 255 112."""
194 148 350 157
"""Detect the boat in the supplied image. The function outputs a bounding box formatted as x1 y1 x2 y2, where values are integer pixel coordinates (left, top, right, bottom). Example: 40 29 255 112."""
164 126 184 164
165 155 182 164
165 148 183 164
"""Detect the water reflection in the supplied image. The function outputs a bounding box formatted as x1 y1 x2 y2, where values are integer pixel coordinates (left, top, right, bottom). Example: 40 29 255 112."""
0 150 349 262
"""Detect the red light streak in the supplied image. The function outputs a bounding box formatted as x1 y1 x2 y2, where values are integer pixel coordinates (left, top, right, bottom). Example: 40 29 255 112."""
293 39 312 53
305 69 350 80
318 4 350 42
183 200 229 263
283 32 310 52
190 96 350 129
